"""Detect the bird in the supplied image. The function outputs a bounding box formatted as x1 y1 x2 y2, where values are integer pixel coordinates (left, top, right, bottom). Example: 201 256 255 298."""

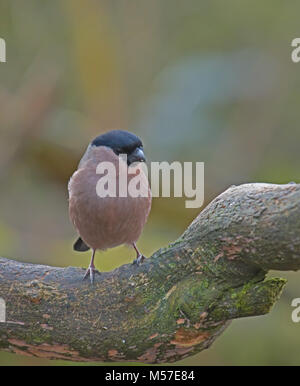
68 130 152 284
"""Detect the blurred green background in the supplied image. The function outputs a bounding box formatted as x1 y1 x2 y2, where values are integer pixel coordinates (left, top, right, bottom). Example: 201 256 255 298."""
0 0 300 366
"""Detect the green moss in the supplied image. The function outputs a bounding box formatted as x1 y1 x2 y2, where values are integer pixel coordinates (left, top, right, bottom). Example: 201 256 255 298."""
209 277 287 321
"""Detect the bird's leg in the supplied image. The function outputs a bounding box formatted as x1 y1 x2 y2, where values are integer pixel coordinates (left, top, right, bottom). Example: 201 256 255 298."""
83 249 100 284
132 243 145 266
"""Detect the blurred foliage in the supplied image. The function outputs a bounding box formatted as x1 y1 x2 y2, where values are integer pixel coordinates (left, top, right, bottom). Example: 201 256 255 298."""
0 0 300 365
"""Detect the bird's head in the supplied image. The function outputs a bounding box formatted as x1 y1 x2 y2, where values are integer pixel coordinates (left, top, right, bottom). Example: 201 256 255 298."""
91 130 146 166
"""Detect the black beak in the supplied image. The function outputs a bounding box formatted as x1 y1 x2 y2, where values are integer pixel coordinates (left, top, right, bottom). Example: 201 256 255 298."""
127 147 146 165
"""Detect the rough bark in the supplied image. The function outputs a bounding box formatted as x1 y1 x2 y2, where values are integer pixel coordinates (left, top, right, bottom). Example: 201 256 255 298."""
0 183 299 363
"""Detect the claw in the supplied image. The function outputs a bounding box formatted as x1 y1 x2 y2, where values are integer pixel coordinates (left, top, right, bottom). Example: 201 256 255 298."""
133 254 146 266
83 265 100 284
82 248 100 284
132 242 146 266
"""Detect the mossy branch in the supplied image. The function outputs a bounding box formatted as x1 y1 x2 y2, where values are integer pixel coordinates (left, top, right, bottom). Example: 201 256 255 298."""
0 183 299 363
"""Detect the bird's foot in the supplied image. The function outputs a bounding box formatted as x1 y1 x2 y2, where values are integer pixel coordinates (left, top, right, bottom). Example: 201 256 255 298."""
133 254 146 266
83 265 100 284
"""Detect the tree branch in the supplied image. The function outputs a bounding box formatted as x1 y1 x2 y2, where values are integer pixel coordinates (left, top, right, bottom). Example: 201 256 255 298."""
0 183 299 363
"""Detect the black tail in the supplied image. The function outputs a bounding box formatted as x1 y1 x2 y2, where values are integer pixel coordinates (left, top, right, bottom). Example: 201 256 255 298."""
73 237 90 252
